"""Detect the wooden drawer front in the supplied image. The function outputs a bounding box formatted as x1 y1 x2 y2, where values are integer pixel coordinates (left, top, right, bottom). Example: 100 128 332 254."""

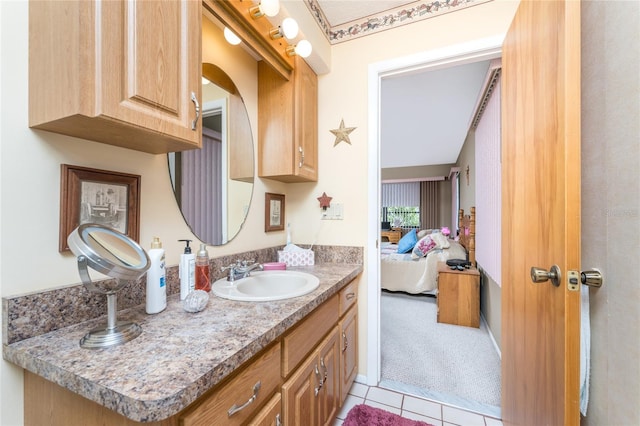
339 281 357 317
437 270 480 328
181 343 281 426
282 295 339 377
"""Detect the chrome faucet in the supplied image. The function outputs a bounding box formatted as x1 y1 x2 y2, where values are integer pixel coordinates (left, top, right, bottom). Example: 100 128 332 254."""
221 260 263 282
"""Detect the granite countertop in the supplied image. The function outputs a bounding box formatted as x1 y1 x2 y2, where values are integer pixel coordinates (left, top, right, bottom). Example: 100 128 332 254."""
3 263 363 422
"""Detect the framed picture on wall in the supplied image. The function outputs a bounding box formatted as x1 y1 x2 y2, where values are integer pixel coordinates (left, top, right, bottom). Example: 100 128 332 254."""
59 164 141 252
265 192 285 232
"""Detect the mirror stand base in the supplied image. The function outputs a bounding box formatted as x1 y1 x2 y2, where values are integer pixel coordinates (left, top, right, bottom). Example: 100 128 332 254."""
80 321 142 349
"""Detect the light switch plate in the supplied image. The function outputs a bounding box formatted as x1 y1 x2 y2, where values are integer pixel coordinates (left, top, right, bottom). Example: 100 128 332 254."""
321 203 343 220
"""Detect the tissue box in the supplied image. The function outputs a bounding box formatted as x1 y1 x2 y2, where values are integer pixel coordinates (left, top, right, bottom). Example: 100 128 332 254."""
277 249 315 267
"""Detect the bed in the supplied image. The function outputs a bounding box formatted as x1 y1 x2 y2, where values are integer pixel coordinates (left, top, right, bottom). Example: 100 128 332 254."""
380 207 476 294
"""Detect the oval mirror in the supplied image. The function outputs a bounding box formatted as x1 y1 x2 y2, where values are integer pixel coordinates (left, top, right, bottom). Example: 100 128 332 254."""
168 64 254 245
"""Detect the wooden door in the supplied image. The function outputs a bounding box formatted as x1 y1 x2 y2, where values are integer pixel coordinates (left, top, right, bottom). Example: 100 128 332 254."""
501 1 581 425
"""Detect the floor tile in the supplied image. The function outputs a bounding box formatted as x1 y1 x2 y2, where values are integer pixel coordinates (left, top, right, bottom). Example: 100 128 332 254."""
402 409 443 426
337 382 502 426
403 394 442 419
442 405 486 426
348 381 369 398
366 386 404 408
336 394 364 420
485 417 503 426
364 399 402 415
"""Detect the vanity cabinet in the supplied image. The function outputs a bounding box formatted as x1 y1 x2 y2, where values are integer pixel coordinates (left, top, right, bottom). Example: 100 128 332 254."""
22 278 359 426
338 280 358 402
179 343 281 426
29 0 201 154
258 56 318 182
282 327 340 426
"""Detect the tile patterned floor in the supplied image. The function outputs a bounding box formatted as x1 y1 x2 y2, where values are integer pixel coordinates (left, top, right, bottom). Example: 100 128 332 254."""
334 382 503 426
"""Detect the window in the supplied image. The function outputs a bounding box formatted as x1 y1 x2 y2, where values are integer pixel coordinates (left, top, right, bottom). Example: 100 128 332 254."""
381 182 420 228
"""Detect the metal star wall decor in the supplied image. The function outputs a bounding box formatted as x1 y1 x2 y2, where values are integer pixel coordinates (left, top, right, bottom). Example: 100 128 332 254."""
317 192 332 209
330 119 356 146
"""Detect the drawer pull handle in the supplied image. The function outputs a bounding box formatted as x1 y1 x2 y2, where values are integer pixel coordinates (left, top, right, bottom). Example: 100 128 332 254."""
342 331 348 353
346 292 356 300
228 381 261 417
314 364 323 396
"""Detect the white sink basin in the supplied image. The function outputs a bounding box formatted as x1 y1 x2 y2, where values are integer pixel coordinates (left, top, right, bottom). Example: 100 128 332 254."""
211 270 320 302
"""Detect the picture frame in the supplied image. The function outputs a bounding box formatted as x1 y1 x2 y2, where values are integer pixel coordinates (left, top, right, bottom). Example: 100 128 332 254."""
59 164 141 252
265 192 285 232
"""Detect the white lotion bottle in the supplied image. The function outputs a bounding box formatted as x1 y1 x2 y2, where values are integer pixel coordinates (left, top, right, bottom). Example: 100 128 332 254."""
178 239 196 300
146 237 166 314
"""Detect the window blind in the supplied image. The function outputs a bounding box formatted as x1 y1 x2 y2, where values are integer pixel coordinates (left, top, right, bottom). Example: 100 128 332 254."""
475 73 501 286
381 182 420 207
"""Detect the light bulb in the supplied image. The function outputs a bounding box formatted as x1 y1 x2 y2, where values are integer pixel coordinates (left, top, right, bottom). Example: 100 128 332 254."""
281 18 299 39
260 0 280 17
294 40 312 58
223 27 241 46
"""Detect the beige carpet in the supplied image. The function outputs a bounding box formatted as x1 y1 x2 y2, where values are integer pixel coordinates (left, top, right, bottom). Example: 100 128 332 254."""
380 291 501 412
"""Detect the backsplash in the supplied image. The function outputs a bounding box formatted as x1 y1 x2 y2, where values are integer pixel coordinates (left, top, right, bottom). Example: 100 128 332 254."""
2 245 363 345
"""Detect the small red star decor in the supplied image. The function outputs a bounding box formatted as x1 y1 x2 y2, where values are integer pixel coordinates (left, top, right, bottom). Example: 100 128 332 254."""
317 192 332 209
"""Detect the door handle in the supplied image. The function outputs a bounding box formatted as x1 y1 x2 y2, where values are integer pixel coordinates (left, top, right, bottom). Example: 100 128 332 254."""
581 269 603 288
530 265 561 287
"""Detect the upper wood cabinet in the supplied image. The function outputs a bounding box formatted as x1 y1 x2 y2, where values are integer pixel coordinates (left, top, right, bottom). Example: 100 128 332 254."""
258 56 318 182
29 0 202 154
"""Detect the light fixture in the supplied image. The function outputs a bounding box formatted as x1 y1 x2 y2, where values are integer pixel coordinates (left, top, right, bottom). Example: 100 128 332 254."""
202 76 211 85
270 17 299 40
224 27 242 46
250 0 280 19
286 39 312 58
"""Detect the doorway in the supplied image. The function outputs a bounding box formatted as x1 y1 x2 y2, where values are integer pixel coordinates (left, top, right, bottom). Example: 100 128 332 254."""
366 36 503 410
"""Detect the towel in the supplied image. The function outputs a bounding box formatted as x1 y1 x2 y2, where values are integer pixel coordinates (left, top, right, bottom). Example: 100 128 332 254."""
580 285 591 416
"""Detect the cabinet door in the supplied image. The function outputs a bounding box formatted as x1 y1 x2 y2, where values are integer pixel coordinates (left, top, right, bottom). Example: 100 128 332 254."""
101 0 201 145
282 351 319 426
248 392 282 426
293 56 318 181
317 327 340 426
29 0 201 153
339 306 358 403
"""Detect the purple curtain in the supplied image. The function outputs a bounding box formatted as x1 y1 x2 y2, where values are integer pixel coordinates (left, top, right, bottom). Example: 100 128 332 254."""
181 127 223 244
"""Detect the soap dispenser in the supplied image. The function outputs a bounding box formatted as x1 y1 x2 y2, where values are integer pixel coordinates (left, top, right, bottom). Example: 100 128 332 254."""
146 237 166 314
178 239 196 300
195 244 211 292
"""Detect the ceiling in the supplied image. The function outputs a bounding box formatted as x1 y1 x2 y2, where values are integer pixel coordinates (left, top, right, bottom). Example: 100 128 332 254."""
303 0 494 169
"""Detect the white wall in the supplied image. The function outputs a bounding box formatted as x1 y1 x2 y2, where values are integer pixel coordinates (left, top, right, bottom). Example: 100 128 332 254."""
287 0 519 387
581 1 640 424
1 0 520 424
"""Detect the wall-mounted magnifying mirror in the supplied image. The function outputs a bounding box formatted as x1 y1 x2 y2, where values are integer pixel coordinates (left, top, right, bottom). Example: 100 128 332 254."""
68 223 150 349
168 62 254 246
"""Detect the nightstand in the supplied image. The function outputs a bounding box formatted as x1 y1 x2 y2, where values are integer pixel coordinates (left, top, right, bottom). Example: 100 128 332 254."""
380 228 402 244
436 261 480 327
